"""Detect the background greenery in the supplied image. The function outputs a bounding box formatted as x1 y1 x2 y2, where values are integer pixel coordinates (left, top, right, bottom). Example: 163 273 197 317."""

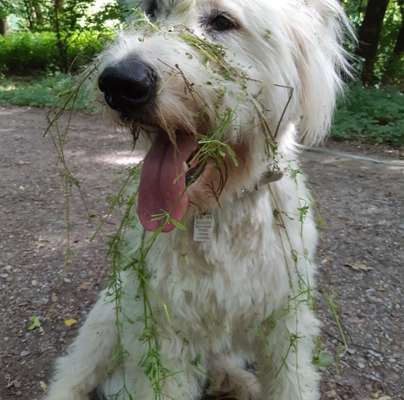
0 0 403 147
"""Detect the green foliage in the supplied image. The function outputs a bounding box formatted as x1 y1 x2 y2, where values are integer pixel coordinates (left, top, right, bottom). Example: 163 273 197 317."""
341 0 403 85
5 0 125 31
2 0 403 84
49 0 100 71
89 1 130 28
3 0 90 31
0 0 14 18
0 30 113 74
341 0 366 29
65 30 114 70
313 350 334 369
0 73 95 110
1 0 121 71
374 0 404 83
0 32 58 73
332 83 404 147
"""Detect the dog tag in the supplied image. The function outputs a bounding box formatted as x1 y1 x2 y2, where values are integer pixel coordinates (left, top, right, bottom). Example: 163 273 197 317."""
193 214 214 242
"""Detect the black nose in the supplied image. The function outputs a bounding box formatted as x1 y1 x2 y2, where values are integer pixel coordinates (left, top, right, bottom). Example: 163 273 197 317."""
98 58 157 115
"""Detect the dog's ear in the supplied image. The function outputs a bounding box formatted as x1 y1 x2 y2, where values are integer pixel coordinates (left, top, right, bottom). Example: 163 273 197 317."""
143 0 159 18
126 0 177 18
295 0 354 146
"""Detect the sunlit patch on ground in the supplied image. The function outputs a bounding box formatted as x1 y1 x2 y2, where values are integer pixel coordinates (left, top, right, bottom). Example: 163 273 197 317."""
94 151 144 166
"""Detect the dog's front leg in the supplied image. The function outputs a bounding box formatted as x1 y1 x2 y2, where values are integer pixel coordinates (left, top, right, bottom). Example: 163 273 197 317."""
45 290 117 400
160 339 205 400
257 304 320 400
101 333 205 400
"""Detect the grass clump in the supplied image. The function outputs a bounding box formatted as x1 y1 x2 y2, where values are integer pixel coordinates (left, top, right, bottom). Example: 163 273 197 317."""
192 109 238 167
0 73 96 111
186 109 239 197
180 31 245 83
105 168 171 400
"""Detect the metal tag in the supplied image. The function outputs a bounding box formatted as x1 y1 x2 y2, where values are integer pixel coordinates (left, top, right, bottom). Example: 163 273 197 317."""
193 214 214 242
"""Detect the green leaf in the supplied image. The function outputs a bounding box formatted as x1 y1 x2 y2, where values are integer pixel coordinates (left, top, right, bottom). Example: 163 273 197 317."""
27 316 42 331
313 351 334 368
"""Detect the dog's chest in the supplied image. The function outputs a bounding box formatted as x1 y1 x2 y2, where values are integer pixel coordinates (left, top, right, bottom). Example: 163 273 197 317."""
146 203 291 336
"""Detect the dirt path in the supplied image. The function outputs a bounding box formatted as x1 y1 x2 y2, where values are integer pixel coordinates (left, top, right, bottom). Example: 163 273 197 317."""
0 106 403 400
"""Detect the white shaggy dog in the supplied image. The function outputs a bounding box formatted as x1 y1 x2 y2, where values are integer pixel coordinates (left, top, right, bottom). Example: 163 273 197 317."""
46 1 351 399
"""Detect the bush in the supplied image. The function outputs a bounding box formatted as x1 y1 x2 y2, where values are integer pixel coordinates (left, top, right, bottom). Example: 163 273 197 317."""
0 30 113 74
66 30 113 71
0 32 59 73
332 84 404 147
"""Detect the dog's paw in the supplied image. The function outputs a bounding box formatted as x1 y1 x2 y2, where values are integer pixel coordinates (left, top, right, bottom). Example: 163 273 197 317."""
44 396 88 400
204 357 261 400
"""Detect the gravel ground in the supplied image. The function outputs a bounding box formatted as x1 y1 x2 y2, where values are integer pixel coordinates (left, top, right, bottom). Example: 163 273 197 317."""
0 106 403 400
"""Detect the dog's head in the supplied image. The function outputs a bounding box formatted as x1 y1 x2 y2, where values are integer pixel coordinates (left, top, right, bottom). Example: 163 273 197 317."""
98 0 351 232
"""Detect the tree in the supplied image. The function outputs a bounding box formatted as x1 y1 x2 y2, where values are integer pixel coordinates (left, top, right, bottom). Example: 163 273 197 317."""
48 0 97 71
393 1 404 61
383 0 404 83
357 0 390 84
0 0 13 34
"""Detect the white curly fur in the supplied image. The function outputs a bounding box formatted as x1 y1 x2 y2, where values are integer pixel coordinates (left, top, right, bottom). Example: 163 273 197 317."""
45 1 351 399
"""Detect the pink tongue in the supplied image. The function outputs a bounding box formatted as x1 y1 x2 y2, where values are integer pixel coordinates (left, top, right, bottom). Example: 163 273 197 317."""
138 133 198 232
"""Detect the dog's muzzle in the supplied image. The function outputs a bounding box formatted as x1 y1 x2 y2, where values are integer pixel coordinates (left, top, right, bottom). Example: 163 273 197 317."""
98 57 158 118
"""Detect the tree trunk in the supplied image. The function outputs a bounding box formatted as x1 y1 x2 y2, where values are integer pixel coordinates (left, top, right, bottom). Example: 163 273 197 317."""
393 14 404 55
382 0 404 84
357 0 389 85
22 0 35 31
0 18 7 35
33 2 44 27
53 0 69 72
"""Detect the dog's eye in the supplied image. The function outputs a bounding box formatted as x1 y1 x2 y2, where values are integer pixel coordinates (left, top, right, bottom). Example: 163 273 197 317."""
209 14 237 32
